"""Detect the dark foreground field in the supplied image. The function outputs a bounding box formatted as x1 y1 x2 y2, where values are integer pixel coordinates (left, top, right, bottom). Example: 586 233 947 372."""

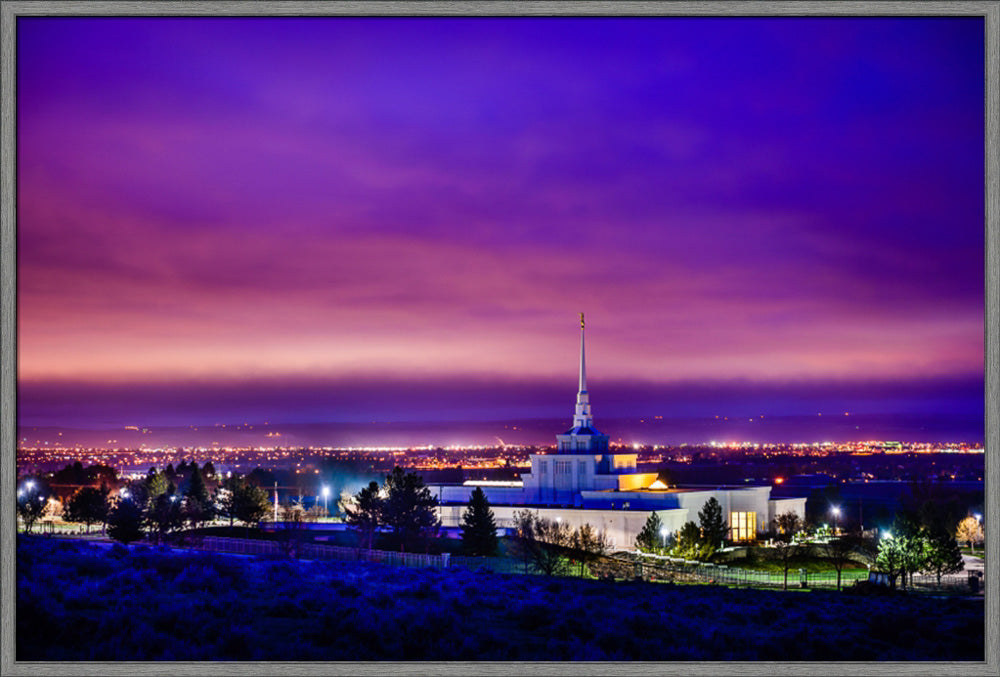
17 536 984 661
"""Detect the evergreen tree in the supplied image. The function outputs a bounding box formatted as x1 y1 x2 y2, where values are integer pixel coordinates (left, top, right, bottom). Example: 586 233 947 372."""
923 527 964 585
233 482 270 536
344 481 384 550
634 512 664 553
65 486 109 533
460 487 498 557
122 479 150 511
382 466 439 553
183 462 214 528
893 513 927 590
145 469 168 501
698 497 728 548
148 493 184 543
673 521 703 559
216 475 242 528
107 497 145 546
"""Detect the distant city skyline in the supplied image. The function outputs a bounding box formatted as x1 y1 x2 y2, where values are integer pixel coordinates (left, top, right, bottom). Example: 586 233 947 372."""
17 17 985 434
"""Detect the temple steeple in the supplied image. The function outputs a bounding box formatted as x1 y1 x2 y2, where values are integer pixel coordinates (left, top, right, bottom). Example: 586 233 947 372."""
573 312 592 428
556 313 609 453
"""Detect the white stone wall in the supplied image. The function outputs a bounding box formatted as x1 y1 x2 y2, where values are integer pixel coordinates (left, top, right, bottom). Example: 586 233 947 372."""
767 497 807 529
436 504 689 551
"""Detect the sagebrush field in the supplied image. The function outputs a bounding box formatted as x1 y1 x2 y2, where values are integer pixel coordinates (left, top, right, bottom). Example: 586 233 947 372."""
17 536 983 661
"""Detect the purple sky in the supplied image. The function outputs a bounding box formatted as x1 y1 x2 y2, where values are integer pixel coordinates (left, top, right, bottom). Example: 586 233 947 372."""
17 18 985 435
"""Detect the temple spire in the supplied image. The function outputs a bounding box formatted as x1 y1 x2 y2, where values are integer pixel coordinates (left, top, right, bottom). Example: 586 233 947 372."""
573 313 592 428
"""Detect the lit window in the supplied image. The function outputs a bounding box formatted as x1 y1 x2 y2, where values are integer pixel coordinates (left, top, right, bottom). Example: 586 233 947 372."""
729 511 757 542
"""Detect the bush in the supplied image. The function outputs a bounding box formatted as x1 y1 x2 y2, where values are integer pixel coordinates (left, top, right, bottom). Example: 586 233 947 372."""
15 536 985 661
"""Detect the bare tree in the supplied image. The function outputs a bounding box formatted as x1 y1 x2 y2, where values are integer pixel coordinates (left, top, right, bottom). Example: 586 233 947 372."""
510 510 572 576
773 511 801 541
822 535 862 590
571 523 611 577
771 540 800 590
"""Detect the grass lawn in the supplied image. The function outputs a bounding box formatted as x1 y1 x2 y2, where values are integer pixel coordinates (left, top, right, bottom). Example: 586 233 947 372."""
725 554 869 574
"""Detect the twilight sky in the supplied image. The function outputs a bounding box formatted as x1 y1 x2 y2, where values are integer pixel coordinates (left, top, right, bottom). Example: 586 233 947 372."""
17 17 985 434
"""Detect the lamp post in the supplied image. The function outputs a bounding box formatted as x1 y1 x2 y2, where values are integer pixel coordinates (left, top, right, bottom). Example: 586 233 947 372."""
974 513 983 554
322 485 331 517
659 526 668 552
830 506 841 536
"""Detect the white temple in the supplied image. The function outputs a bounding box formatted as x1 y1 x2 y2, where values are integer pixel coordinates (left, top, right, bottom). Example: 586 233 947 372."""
429 315 806 548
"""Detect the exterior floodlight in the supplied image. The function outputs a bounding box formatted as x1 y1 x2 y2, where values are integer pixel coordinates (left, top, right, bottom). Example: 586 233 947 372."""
26 481 35 490
120 489 129 499
831 506 840 516
974 513 982 522
882 530 892 539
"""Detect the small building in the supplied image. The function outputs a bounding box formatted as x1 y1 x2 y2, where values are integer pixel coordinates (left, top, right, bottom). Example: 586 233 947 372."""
428 315 807 549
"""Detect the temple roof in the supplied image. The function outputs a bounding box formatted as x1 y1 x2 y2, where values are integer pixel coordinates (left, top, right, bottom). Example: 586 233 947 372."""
562 425 603 436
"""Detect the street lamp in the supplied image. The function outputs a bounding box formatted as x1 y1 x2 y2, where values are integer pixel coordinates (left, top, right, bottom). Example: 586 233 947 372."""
321 485 331 516
659 526 668 551
830 506 841 535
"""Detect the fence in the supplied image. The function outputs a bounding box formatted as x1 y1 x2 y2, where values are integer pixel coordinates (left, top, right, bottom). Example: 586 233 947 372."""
592 553 979 594
448 555 527 575
199 536 451 570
